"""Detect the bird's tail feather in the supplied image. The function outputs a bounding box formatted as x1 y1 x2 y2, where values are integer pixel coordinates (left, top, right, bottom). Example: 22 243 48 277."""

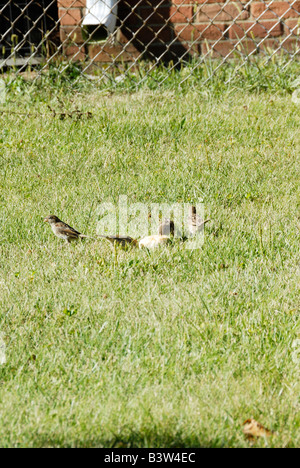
200 219 211 227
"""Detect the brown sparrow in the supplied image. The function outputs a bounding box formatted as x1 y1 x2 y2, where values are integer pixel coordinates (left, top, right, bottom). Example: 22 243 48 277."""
158 218 175 236
158 218 183 238
99 235 138 247
188 206 210 236
44 215 90 243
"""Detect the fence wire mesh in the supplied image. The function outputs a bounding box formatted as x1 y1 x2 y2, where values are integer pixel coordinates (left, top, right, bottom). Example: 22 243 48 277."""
0 0 299 87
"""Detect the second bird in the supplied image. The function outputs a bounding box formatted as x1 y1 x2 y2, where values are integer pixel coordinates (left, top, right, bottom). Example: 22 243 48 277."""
188 206 210 236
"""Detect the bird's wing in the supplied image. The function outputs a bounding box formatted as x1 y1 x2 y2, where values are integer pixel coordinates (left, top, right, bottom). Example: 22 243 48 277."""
65 223 81 235
56 222 81 237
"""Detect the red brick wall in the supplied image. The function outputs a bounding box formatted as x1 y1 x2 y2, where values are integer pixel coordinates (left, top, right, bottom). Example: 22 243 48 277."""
58 1 300 61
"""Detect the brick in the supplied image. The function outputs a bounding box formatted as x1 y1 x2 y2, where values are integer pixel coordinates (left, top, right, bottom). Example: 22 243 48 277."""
177 42 201 56
116 30 132 44
114 36 142 58
228 20 283 38
170 6 193 22
63 44 86 60
285 18 300 34
278 37 300 52
193 0 227 3
60 26 85 44
199 22 227 39
59 8 82 26
138 6 194 25
171 0 195 4
175 23 226 41
202 39 258 57
197 4 250 22
251 1 300 19
262 37 300 52
88 43 140 62
197 0 249 4
174 24 200 41
57 0 85 7
174 24 193 41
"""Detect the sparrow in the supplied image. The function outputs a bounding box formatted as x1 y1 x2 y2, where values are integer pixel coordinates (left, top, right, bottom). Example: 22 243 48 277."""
44 215 90 243
98 235 138 247
242 418 273 440
158 218 175 236
158 218 183 239
139 235 172 249
188 206 210 236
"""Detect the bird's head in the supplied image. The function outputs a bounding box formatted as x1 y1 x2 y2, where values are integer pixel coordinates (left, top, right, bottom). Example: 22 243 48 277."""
44 215 60 224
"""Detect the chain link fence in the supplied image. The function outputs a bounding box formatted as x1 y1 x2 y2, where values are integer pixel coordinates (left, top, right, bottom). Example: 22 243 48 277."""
0 0 299 86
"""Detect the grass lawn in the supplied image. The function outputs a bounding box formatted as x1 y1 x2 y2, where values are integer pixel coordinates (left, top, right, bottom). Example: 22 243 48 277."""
0 76 299 447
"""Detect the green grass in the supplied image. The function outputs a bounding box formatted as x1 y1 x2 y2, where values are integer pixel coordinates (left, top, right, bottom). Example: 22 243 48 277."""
0 72 299 447
2 54 300 96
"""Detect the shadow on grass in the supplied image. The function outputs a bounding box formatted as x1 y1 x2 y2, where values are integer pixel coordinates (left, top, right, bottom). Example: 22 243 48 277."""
27 431 229 448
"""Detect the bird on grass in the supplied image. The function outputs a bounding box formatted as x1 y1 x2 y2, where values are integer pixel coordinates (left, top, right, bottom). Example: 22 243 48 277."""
158 218 185 239
139 235 172 249
98 235 138 248
140 217 181 249
44 207 211 248
44 215 91 243
158 218 175 237
188 206 210 236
